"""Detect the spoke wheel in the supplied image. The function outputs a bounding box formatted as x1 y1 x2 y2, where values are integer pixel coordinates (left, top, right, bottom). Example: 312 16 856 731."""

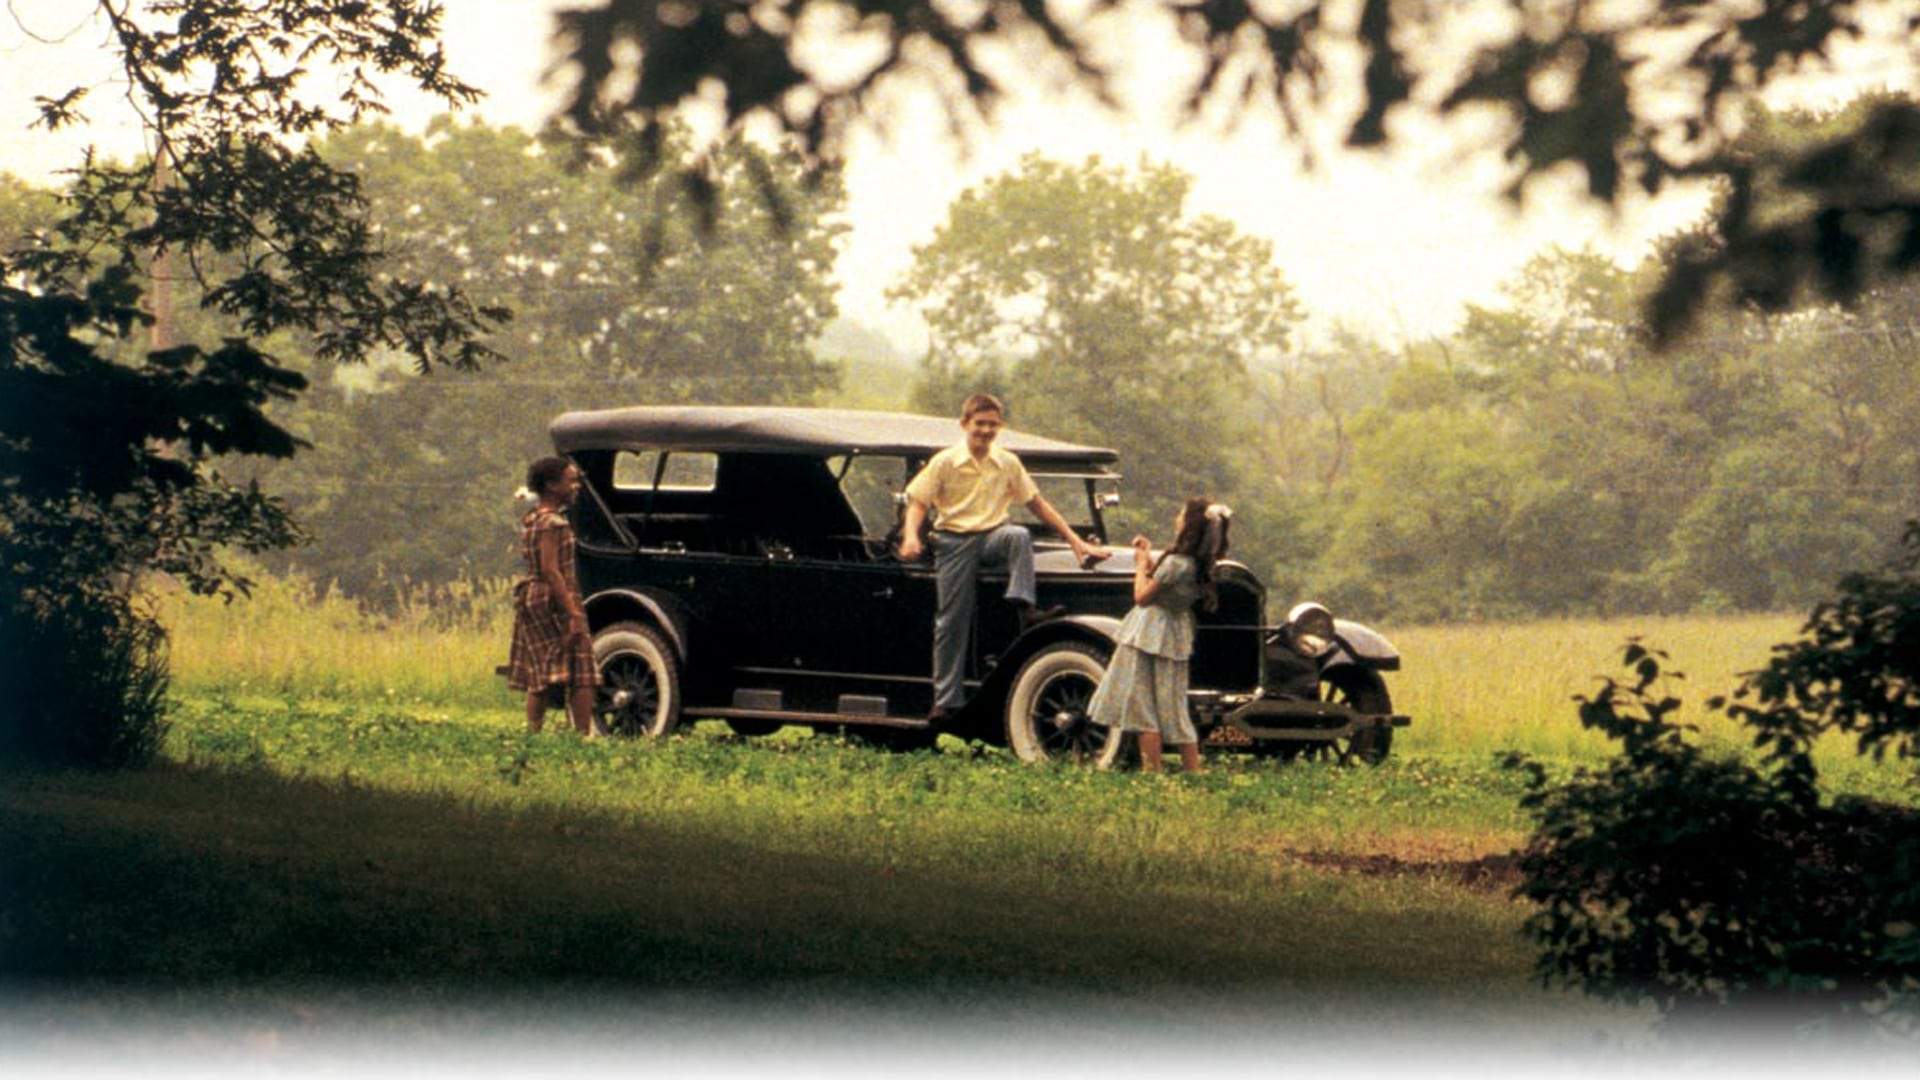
1306 668 1393 765
592 622 682 738
1005 642 1123 768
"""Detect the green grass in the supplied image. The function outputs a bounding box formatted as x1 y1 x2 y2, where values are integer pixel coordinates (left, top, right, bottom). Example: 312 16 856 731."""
6 583 1910 1044
6 696 1576 1031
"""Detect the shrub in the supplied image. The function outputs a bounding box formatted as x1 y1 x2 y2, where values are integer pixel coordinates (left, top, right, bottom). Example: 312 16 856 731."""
1507 523 1920 1032
0 595 170 768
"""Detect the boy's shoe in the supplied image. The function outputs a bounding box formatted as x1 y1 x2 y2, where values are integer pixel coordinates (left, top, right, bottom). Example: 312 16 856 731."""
1017 602 1067 630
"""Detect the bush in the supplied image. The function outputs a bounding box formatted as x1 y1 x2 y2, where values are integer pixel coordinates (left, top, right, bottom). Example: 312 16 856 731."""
0 595 171 768
1507 523 1920 1032
1506 647 1918 1027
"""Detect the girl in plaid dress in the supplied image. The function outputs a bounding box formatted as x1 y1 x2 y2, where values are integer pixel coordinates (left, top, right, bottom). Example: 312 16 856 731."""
506 456 603 736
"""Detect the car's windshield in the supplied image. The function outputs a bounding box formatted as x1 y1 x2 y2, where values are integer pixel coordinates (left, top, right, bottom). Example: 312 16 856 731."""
833 456 1118 540
1012 474 1111 537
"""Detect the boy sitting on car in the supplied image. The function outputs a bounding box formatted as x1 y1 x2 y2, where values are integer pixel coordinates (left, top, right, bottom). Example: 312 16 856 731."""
898 393 1109 727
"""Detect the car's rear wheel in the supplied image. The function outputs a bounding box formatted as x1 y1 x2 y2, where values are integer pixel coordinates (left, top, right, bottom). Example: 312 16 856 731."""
593 622 682 738
1004 642 1124 768
1303 667 1393 765
724 718 784 738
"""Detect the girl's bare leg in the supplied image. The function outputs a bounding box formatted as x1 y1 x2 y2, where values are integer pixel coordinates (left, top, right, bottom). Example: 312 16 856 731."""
1138 731 1164 773
569 686 598 736
525 691 546 734
1176 742 1204 774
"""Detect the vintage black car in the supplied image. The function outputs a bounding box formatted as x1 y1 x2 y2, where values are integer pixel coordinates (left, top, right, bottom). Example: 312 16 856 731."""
548 405 1408 765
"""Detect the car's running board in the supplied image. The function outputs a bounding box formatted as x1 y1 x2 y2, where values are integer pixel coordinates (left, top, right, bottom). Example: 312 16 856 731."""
704 706 931 730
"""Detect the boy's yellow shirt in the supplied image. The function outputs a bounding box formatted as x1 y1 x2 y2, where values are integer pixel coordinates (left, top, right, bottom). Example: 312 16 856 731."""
905 443 1039 534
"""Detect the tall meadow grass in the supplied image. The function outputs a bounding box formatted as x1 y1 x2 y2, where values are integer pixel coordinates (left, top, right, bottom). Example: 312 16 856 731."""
1391 614 1799 759
157 571 1897 779
153 569 512 708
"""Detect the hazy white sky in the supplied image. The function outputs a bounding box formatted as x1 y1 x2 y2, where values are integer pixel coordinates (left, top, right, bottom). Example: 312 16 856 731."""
1 0 1909 350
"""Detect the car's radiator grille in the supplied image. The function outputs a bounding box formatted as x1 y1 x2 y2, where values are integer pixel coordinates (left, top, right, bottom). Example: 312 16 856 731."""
1192 573 1262 693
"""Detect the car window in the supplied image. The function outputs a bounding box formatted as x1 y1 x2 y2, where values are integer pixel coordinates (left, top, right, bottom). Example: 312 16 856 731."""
612 450 718 492
835 455 906 538
612 450 658 491
661 453 718 490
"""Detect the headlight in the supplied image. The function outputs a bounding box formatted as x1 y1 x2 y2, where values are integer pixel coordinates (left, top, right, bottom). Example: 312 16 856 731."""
1286 602 1336 656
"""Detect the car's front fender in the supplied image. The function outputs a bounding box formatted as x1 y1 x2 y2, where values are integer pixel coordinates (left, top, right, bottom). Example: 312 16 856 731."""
1049 613 1122 643
1325 618 1401 673
969 614 1122 717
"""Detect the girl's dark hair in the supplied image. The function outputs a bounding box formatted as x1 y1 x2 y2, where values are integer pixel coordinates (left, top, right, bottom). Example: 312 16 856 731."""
525 456 572 497
1156 496 1228 610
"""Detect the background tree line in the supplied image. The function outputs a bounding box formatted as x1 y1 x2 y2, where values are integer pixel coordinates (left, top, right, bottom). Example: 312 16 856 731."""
248 119 848 597
9 95 1915 620
6 117 850 601
1284 96 1920 622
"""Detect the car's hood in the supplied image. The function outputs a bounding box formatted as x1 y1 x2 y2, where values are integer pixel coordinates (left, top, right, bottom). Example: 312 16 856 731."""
1034 545 1139 575
1037 548 1265 597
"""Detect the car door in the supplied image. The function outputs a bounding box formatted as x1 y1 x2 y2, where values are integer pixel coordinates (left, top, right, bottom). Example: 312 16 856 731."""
747 453 936 718
756 552 935 716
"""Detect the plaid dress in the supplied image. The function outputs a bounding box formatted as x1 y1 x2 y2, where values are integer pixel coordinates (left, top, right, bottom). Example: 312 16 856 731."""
505 506 600 693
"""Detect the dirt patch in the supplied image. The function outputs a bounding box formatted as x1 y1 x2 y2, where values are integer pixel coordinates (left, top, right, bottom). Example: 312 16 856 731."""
1289 848 1524 893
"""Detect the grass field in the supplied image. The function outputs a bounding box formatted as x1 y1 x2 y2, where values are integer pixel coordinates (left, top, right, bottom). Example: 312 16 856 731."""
5 581 1914 1060
151 576 1883 774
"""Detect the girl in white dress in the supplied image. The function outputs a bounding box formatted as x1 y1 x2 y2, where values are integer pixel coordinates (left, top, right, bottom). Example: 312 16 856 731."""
1087 497 1231 773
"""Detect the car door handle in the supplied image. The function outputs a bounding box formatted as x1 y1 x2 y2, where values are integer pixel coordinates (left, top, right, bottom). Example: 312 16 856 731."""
872 587 893 599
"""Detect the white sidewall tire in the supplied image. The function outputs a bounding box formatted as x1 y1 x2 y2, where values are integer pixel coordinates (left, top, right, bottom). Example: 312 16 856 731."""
592 621 683 738
1004 642 1123 769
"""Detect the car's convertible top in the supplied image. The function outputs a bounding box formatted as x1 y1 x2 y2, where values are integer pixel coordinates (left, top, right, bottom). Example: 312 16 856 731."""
551 406 1120 467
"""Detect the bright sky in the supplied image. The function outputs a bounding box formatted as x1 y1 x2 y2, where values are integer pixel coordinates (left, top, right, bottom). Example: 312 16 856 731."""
2 0 1910 350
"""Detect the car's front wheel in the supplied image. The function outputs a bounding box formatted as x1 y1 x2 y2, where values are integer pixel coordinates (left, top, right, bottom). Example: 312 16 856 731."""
593 622 683 738
1004 642 1124 768
1306 667 1393 765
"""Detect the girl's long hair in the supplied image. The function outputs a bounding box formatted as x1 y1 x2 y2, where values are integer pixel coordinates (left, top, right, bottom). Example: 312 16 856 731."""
1154 496 1228 610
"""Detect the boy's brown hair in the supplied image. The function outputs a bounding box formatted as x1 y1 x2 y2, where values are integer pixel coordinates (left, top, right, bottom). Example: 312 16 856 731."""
960 393 1005 421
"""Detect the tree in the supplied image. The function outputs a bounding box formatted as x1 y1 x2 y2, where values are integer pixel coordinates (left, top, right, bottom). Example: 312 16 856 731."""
0 174 59 254
249 120 848 596
1303 217 1920 618
1 1 499 764
1313 386 1539 622
547 0 1920 344
892 154 1300 542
